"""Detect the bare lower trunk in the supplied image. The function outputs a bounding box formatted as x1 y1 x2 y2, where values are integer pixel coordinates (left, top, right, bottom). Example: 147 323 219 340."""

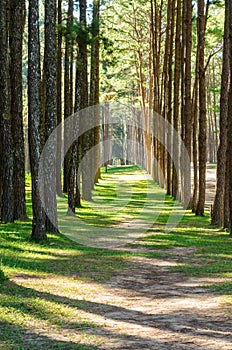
0 0 14 223
196 0 209 216
10 0 27 221
28 0 46 240
211 0 229 226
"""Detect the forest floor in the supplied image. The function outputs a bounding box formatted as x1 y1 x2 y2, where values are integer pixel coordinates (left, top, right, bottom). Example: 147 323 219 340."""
0 165 232 350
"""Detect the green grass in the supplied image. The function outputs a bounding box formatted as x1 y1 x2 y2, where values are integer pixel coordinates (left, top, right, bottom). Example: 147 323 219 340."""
72 166 151 226
0 165 232 349
0 267 7 282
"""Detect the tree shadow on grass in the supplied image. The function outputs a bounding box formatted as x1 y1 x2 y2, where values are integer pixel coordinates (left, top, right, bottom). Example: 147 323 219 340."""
0 321 101 350
1 280 232 348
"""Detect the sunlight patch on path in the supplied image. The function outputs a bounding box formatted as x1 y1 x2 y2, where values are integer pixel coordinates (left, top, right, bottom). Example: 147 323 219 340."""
57 167 185 248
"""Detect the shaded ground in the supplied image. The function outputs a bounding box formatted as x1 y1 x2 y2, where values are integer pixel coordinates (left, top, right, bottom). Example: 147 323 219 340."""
101 249 232 349
7 243 231 350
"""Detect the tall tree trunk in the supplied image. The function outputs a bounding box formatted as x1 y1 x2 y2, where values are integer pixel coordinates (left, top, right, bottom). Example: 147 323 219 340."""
166 0 175 195
44 0 58 232
227 0 232 234
172 0 181 199
0 0 14 223
56 0 62 196
74 0 89 205
192 78 199 212
180 0 186 204
196 0 209 216
76 0 92 201
160 0 171 189
64 0 77 214
182 0 192 208
211 0 229 226
63 0 72 193
10 0 27 221
224 156 230 228
90 0 101 185
28 0 46 240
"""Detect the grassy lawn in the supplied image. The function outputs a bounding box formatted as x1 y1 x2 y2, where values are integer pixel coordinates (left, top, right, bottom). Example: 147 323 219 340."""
0 165 232 349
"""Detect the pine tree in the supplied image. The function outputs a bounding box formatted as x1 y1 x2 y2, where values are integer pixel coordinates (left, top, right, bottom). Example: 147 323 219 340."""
196 0 210 216
0 0 14 223
212 0 230 226
44 0 58 232
10 0 27 221
28 0 46 240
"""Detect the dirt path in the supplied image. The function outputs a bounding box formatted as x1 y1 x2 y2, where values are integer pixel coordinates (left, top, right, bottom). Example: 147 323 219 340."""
98 249 232 350
82 247 232 350
13 247 232 349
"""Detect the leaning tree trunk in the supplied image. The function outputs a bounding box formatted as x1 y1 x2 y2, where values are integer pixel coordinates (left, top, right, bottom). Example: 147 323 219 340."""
10 0 27 221
0 0 14 223
211 0 230 226
28 0 46 240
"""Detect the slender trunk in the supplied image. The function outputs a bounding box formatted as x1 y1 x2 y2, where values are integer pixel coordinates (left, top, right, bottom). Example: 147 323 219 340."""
227 0 232 233
56 0 62 196
0 0 14 223
63 0 72 193
192 81 198 212
90 0 101 184
77 0 92 201
44 0 58 232
183 0 192 208
172 0 181 199
28 0 46 240
196 0 209 216
211 0 229 226
66 0 76 214
10 0 27 221
166 0 175 195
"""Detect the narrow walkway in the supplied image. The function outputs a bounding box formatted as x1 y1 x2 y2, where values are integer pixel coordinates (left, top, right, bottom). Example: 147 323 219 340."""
12 247 232 349
97 249 232 349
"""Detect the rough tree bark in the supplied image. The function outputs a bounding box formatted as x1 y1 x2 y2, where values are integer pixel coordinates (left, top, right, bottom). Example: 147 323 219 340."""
56 0 62 196
28 0 46 239
166 0 175 195
0 0 14 223
227 0 232 234
196 0 209 216
63 0 73 193
172 0 181 199
44 0 58 232
211 0 230 226
182 0 192 208
90 0 101 185
10 0 27 221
